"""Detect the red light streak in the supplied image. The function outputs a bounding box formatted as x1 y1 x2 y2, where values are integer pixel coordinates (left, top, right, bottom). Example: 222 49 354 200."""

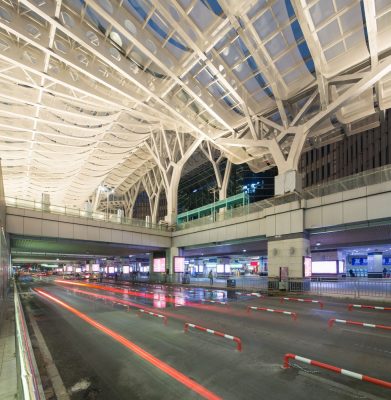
55 280 240 317
34 289 221 400
57 286 192 322
55 280 178 304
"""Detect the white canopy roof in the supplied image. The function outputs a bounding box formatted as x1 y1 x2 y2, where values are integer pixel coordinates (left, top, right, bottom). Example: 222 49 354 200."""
0 0 390 206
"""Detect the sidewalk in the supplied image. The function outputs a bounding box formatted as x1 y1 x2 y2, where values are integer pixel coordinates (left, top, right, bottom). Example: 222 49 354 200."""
0 291 18 400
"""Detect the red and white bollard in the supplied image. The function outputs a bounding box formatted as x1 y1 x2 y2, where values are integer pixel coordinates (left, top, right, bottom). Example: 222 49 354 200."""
348 304 391 311
283 353 391 389
328 318 391 331
138 309 167 325
184 323 242 351
280 297 323 308
247 306 297 321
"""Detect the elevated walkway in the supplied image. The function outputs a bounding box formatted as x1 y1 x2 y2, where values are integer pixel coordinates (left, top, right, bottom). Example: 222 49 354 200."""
6 201 171 249
173 165 391 247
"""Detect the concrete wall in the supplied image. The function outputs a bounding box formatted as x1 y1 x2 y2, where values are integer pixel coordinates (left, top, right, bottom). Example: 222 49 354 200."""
6 207 171 248
304 181 391 229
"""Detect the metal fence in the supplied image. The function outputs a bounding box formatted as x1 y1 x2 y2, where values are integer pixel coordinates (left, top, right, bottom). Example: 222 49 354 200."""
274 277 391 299
139 276 391 299
306 277 391 298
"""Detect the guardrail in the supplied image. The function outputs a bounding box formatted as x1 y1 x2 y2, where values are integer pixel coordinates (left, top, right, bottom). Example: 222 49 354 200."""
348 303 391 311
280 297 324 308
138 309 167 325
5 197 169 232
120 275 391 299
247 306 297 321
283 353 391 389
306 277 391 298
14 284 44 400
181 276 391 298
328 318 391 331
184 323 242 351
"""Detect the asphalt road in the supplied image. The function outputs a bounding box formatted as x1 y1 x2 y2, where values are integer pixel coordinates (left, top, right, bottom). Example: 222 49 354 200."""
19 279 391 400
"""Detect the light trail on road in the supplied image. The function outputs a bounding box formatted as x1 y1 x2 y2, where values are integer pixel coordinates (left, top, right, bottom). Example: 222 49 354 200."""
34 288 222 400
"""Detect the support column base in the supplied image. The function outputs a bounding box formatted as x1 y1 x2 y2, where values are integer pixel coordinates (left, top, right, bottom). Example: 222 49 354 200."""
275 170 302 196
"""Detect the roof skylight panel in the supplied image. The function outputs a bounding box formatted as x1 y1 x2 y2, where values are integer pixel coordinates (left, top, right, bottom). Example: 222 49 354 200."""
84 5 110 36
247 0 268 20
232 61 252 81
220 45 241 66
195 68 214 86
188 0 217 31
308 0 367 72
375 0 391 53
125 0 190 61
123 0 152 23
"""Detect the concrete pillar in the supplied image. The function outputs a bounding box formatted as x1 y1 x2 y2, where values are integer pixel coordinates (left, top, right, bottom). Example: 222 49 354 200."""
164 167 181 226
148 253 155 280
267 235 310 278
165 247 179 275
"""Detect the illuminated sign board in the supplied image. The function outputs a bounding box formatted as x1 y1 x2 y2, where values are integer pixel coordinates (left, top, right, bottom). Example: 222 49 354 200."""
303 257 312 277
312 261 337 274
153 258 166 273
216 264 224 273
92 264 100 272
174 257 185 273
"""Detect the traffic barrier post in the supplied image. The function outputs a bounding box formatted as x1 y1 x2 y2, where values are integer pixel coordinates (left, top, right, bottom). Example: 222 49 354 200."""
184 323 242 351
247 306 297 320
348 304 391 311
328 318 391 331
281 297 323 308
283 353 391 389
138 309 167 325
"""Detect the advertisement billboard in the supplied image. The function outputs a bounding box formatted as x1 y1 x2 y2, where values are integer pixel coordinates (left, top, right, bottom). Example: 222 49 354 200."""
174 257 185 273
91 264 100 272
153 258 166 273
303 257 312 277
312 261 337 274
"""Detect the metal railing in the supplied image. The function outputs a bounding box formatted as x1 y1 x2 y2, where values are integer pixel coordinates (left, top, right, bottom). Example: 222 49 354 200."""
82 274 391 299
176 164 391 230
306 277 391 298
141 276 391 299
302 163 391 199
273 277 391 298
14 283 44 400
5 197 169 232
175 193 301 230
